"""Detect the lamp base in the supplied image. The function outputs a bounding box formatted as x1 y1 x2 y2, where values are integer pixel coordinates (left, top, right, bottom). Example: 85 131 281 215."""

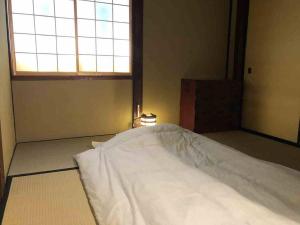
133 117 142 128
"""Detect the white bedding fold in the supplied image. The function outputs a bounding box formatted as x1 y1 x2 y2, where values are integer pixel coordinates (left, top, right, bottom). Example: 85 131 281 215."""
75 124 300 225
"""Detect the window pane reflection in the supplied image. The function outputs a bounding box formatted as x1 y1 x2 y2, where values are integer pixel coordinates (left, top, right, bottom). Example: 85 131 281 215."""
34 0 54 16
96 3 112 21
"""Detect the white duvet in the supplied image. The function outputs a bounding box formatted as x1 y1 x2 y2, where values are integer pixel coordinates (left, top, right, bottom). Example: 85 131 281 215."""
75 124 300 225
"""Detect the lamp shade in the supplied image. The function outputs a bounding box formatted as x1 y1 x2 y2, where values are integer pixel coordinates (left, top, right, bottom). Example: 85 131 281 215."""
141 113 157 126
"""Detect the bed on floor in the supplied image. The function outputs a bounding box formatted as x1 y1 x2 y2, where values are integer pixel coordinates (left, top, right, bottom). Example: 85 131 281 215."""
75 124 300 225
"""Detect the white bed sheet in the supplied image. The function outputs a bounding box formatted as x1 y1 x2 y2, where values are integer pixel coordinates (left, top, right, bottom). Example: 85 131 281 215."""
75 124 300 225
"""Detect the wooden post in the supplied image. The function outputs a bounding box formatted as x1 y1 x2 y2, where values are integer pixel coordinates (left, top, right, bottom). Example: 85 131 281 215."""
0 122 5 200
297 118 300 146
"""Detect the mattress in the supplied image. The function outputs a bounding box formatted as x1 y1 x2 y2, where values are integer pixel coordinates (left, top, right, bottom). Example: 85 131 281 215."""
75 124 300 225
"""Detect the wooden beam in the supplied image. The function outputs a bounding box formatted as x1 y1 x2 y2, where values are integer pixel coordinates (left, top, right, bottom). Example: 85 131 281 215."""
131 0 144 123
233 0 249 81
297 119 300 146
225 0 233 79
0 122 5 200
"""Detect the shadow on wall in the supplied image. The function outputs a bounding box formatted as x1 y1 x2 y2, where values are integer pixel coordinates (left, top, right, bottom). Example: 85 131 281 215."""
143 0 231 124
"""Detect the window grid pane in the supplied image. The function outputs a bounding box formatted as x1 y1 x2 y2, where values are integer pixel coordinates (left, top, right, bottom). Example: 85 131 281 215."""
10 0 131 74
53 0 58 72
77 0 130 73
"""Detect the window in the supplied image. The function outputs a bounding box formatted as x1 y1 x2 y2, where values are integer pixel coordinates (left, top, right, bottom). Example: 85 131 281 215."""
8 0 131 77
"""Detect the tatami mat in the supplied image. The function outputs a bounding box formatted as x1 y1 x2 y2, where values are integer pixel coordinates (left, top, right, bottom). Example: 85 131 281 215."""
9 135 114 176
9 131 300 176
2 170 97 225
3 131 299 225
204 131 300 171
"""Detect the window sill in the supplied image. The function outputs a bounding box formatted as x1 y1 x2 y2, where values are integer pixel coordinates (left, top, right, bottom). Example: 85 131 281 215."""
11 74 132 81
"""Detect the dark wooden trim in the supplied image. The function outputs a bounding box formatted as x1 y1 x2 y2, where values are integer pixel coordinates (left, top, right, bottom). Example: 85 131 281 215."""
233 0 250 129
17 133 115 144
297 119 300 146
131 0 144 122
13 71 132 76
0 176 12 223
225 0 233 79
11 167 79 178
233 0 249 81
6 0 16 78
6 144 17 181
12 75 132 81
5 0 13 78
74 0 80 74
0 124 4 199
242 128 300 148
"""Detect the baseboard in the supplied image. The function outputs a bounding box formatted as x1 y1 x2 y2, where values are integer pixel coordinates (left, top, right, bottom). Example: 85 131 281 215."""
241 128 300 148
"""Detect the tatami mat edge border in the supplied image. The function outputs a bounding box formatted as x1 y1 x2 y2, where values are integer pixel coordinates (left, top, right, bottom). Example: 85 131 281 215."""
0 176 12 224
0 167 79 224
